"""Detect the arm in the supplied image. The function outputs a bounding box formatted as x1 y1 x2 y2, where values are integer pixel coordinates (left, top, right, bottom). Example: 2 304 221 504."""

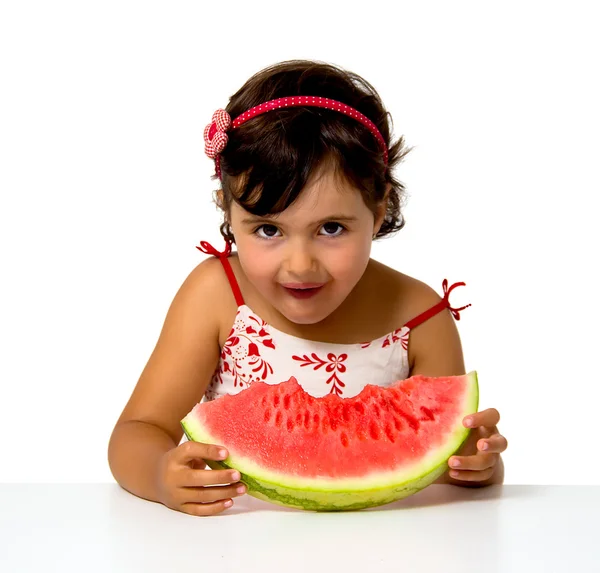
107 257 225 501
406 281 504 487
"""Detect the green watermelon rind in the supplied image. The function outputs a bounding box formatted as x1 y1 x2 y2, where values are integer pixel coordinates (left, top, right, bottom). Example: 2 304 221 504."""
181 371 479 511
200 456 453 511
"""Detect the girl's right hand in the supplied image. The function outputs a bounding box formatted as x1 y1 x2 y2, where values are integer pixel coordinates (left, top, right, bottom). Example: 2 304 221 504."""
155 440 246 516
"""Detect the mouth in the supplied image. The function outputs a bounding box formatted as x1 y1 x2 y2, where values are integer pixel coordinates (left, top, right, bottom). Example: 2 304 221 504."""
281 284 325 299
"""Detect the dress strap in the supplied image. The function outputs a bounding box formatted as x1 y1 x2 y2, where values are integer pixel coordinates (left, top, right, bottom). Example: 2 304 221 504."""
403 279 471 330
196 240 245 307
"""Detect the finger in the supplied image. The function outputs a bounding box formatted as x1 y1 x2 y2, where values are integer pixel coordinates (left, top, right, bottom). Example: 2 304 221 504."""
182 483 246 505
177 441 228 464
180 467 242 488
477 434 508 454
464 408 500 429
181 499 234 517
449 467 495 482
463 408 500 428
449 453 497 472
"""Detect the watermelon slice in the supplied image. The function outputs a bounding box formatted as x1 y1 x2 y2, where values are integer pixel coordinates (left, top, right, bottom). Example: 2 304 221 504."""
181 372 478 511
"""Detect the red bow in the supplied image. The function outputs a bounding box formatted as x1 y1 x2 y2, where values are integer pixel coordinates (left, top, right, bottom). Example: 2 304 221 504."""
441 279 472 320
203 109 232 159
196 240 232 258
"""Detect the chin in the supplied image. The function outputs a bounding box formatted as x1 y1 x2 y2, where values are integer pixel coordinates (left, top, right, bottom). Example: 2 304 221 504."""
280 310 332 326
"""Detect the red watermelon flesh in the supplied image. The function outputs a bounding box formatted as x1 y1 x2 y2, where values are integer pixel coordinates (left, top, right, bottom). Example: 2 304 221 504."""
181 372 478 511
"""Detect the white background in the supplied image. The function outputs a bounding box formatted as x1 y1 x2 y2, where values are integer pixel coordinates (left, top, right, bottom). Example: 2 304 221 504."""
1 1 598 485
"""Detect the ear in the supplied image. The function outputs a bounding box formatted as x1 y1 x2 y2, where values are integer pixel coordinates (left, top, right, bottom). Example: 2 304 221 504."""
216 188 225 208
373 183 391 235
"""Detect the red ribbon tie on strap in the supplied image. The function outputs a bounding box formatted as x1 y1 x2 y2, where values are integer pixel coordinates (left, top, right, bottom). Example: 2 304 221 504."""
196 239 232 259
441 279 472 320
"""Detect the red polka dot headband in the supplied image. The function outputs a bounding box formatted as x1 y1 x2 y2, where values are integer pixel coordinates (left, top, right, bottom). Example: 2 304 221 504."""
203 96 389 179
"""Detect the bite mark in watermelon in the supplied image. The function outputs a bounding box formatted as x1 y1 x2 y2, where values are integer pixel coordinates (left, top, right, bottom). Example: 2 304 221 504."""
181 371 479 511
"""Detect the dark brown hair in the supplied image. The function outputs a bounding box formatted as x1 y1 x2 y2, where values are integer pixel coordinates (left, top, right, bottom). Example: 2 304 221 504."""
212 59 412 243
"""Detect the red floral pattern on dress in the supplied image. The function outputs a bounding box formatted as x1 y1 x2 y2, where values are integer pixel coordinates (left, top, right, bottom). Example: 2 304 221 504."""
382 327 409 350
361 327 409 351
292 352 348 396
206 309 275 400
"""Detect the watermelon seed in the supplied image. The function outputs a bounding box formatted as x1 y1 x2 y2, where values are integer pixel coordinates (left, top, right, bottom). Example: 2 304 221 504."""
391 400 403 414
286 417 294 432
264 409 271 423
342 404 351 422
313 413 320 426
283 394 291 409
420 406 435 421
373 404 381 418
369 421 381 440
330 417 339 431
399 411 420 431
354 402 365 415
340 433 349 448
275 411 283 427
393 416 403 431
304 411 310 430
385 424 396 443
274 394 280 407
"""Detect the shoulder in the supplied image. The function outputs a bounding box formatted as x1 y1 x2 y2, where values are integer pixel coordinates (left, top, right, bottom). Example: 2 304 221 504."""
185 254 246 347
153 257 228 356
154 255 233 361
162 255 240 348
371 261 466 376
397 271 446 316
172 256 227 316
183 255 232 296
366 259 445 323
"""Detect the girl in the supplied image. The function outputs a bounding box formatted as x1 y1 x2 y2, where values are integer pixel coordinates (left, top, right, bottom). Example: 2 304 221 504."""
108 60 507 516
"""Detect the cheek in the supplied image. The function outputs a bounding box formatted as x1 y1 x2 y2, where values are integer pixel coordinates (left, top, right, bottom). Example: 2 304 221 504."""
324 239 371 278
237 244 274 281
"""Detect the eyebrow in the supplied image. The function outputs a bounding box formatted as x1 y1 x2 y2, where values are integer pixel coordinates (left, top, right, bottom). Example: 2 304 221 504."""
241 214 359 226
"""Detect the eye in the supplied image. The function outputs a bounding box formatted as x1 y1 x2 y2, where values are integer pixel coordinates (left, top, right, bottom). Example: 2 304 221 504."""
254 224 281 239
320 222 346 237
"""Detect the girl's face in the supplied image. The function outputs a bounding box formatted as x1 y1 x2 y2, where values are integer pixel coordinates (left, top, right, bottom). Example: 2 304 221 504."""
228 168 387 326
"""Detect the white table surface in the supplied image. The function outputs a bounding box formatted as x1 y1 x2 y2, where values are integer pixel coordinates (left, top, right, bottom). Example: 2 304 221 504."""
0 484 598 572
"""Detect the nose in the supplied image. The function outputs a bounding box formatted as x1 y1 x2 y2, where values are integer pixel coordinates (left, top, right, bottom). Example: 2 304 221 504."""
283 240 318 276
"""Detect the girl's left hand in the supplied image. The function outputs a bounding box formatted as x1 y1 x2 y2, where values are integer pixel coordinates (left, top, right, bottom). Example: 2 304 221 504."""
447 408 508 483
